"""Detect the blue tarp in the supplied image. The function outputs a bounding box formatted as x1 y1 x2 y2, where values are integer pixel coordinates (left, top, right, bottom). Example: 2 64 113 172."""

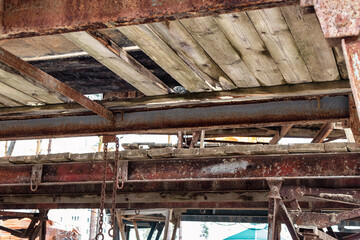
223 228 267 240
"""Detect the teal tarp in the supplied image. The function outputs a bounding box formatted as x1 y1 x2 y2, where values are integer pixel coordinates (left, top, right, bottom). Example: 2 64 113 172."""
223 228 267 240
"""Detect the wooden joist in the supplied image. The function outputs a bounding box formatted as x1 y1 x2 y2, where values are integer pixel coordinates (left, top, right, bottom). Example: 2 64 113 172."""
311 122 335 143
269 125 293 144
281 5 339 82
0 47 115 120
118 25 213 92
64 31 171 96
214 12 285 86
0 63 65 105
247 8 312 84
149 21 236 90
180 16 260 88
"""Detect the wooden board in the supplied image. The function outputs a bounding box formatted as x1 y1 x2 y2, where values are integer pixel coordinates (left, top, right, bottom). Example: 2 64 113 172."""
333 46 349 80
118 24 213 92
150 21 236 90
0 64 64 104
0 81 42 106
281 5 339 82
215 12 285 86
247 8 312 84
64 31 170 96
0 35 81 59
0 94 22 107
180 16 260 88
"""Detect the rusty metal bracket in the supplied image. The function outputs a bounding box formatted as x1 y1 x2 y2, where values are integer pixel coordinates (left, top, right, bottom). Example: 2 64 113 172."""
117 160 128 190
102 135 117 144
30 164 42 192
299 226 337 240
292 208 360 229
301 0 360 38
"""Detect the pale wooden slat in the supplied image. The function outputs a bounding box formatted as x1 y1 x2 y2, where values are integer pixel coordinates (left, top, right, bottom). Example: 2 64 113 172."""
215 12 285 86
281 5 339 82
150 21 236 90
0 81 42 106
118 25 212 92
180 16 260 88
64 31 170 96
333 46 348 79
247 8 312 84
0 66 64 104
0 94 22 107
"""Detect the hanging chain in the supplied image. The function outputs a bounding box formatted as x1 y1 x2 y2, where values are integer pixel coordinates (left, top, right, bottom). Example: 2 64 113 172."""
108 137 120 237
96 142 108 240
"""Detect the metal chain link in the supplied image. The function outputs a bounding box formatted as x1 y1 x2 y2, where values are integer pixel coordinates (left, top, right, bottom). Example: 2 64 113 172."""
109 138 120 237
96 142 108 240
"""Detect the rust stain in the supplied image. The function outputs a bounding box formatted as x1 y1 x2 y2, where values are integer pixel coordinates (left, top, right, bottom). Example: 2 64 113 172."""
0 0 297 39
314 0 360 38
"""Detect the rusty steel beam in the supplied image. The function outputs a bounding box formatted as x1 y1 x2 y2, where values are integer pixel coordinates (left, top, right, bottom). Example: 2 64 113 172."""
0 152 359 186
311 122 334 143
0 95 350 140
305 0 360 38
343 39 360 127
0 47 115 121
0 0 297 40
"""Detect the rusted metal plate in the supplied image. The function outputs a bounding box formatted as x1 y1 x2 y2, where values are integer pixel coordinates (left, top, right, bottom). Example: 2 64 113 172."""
343 40 360 125
0 95 350 140
314 0 360 38
0 0 297 39
0 152 358 186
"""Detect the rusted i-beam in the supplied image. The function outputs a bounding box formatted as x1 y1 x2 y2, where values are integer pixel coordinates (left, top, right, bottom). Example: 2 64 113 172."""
0 0 297 39
0 47 115 121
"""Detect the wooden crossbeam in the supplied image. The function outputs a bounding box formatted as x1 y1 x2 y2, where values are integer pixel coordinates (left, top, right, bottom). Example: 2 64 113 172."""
269 125 293 144
64 31 171 96
311 122 334 143
0 47 115 121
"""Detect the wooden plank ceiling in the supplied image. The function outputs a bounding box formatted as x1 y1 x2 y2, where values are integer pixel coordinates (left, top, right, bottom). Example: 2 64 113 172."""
0 5 346 108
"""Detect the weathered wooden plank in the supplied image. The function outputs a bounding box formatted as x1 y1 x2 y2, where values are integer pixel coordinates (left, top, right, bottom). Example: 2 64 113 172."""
0 93 22 107
181 16 260 88
149 21 236 90
64 31 170 96
0 47 115 121
215 13 285 86
247 8 312 84
0 80 351 120
118 25 212 92
311 122 335 143
0 64 64 104
269 124 293 144
0 81 42 106
333 46 349 80
281 5 339 82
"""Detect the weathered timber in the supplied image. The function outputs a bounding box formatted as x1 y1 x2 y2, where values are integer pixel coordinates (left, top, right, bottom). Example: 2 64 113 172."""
0 80 351 120
311 122 334 143
269 125 293 144
214 12 285 86
0 47 115 120
247 8 312 84
0 94 22 107
64 31 170 96
118 24 211 92
0 95 350 139
149 21 236 90
181 16 260 88
0 0 298 39
281 5 339 82
334 46 349 79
